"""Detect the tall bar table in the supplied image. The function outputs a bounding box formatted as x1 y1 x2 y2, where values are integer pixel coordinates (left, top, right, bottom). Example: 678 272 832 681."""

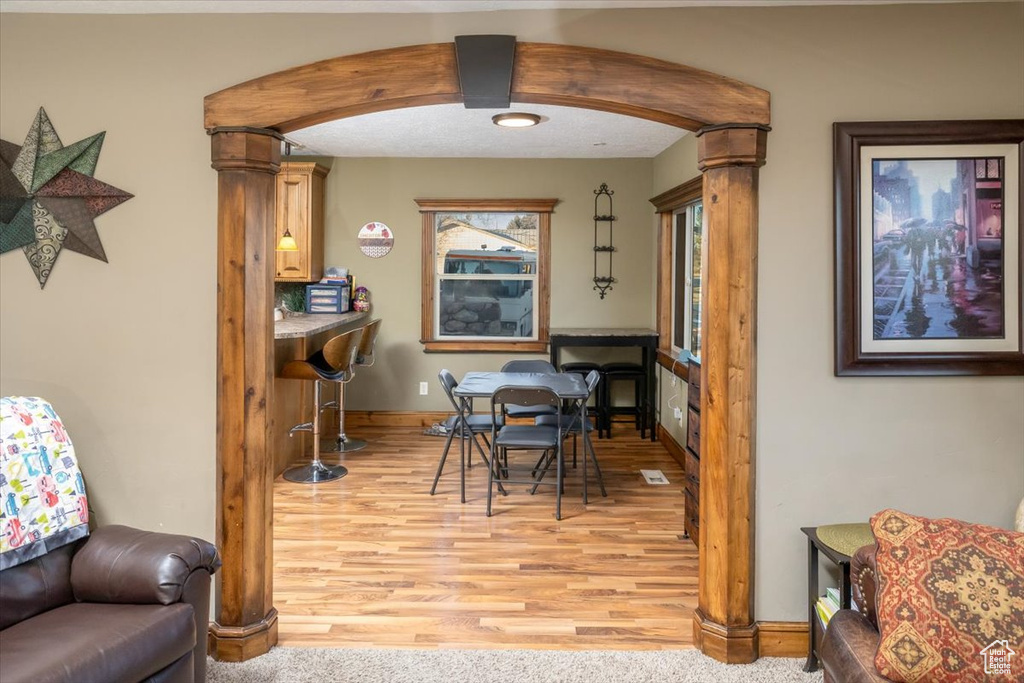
548 328 658 441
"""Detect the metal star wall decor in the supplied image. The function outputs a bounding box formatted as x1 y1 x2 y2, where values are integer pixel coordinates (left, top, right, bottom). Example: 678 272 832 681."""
0 108 133 288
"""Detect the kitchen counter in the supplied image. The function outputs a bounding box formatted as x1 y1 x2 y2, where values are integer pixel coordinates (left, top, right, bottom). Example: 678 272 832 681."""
274 311 369 340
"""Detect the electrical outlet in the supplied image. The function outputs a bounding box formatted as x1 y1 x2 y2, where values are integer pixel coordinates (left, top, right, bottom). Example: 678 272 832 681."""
419 381 429 396
673 407 683 420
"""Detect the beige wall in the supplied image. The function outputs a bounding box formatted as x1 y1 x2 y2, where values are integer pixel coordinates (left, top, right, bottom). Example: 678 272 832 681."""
646 4 1024 623
317 156 655 409
652 134 702 447
1 3 1021 624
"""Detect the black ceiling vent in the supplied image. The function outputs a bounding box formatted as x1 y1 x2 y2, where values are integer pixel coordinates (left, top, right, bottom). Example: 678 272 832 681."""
454 35 516 109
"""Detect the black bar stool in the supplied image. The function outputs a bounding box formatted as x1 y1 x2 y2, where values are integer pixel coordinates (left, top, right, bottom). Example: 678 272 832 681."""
280 327 363 483
322 319 382 453
600 361 647 439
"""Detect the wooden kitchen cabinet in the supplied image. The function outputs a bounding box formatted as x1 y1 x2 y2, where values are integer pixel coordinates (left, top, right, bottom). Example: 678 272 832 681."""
275 162 328 282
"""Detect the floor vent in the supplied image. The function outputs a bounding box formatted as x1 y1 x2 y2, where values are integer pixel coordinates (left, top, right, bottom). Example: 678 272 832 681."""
641 469 669 485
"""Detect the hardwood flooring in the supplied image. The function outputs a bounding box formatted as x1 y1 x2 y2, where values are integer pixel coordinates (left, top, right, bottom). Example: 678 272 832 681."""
273 424 697 650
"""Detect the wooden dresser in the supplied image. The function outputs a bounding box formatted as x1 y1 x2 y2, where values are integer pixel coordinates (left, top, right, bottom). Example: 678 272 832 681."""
684 355 701 544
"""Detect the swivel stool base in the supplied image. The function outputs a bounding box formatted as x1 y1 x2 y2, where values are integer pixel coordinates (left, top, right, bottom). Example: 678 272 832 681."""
283 461 349 484
323 436 366 453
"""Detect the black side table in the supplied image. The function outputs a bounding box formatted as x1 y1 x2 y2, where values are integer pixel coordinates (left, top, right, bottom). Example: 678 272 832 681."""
801 526 853 673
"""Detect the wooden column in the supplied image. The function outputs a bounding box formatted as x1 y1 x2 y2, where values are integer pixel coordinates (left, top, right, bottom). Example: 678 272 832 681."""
693 124 768 664
208 129 280 661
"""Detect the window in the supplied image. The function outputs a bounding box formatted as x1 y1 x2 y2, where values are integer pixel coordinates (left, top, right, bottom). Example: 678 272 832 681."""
417 199 556 352
672 201 703 356
650 176 703 377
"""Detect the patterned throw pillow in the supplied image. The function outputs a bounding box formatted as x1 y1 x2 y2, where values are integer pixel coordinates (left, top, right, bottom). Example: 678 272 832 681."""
871 509 1024 682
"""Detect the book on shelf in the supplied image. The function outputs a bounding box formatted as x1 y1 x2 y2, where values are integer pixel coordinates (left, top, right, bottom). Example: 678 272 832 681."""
826 587 841 607
823 589 841 615
815 596 838 627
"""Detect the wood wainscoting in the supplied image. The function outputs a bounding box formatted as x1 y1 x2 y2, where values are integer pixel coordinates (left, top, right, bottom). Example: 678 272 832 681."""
344 411 450 428
757 621 809 658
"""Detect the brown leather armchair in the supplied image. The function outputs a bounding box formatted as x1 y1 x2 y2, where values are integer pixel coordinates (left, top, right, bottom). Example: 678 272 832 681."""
820 543 889 683
0 524 220 683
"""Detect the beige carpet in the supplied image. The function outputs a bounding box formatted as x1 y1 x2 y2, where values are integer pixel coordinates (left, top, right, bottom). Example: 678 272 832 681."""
208 647 824 682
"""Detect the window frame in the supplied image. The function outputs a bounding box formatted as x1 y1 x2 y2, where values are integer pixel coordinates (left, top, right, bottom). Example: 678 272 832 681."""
416 198 556 353
650 176 703 380
672 200 703 357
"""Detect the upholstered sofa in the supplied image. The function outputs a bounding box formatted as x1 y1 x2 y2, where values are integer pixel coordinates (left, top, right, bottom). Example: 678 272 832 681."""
820 509 1023 683
820 543 888 683
0 524 220 683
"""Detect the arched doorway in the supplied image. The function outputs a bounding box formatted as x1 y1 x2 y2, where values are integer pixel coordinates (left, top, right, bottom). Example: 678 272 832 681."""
204 40 770 664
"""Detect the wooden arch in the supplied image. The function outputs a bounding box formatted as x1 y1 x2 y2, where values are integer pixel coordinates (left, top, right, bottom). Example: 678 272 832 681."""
204 41 770 664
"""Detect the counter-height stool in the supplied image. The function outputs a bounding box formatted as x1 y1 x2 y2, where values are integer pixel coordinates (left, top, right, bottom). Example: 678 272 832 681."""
600 361 647 439
322 319 382 453
280 327 363 483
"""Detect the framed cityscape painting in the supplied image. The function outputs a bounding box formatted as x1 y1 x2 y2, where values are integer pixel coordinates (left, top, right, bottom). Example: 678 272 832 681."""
834 120 1024 375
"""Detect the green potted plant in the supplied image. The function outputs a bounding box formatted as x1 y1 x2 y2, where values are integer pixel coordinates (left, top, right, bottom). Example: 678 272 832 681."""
280 285 306 315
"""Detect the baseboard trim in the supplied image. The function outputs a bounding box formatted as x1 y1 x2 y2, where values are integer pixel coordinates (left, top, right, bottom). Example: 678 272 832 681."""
657 424 687 469
757 620 808 657
693 609 758 664
208 608 279 662
345 411 451 428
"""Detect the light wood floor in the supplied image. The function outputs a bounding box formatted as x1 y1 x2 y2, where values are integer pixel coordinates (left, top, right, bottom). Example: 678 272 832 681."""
273 424 697 650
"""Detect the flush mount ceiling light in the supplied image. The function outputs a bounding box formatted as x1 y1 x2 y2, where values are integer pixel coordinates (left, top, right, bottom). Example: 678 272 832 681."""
492 112 542 128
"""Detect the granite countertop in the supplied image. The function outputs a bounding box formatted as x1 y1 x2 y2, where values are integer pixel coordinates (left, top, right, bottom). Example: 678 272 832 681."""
274 311 369 340
549 327 657 337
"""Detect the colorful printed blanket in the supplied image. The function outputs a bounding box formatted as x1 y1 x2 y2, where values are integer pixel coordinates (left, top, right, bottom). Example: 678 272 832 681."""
0 396 89 570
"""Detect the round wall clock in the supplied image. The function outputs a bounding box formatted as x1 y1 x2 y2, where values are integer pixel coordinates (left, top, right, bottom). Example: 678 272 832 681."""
357 221 394 258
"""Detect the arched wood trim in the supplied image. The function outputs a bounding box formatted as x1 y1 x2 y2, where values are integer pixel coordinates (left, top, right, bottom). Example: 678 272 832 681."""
205 40 769 664
204 43 463 133
204 42 770 133
511 43 770 130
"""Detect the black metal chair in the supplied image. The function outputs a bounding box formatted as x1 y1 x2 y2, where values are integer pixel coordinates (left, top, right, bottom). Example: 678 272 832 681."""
559 361 606 439
535 369 607 502
279 327 364 483
321 319 382 453
429 369 504 501
499 360 559 420
488 385 565 520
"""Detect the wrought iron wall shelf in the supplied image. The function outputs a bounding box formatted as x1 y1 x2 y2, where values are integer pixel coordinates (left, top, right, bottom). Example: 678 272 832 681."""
593 183 617 299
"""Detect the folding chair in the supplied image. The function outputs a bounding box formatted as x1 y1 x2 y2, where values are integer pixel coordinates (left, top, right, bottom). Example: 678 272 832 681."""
487 385 565 520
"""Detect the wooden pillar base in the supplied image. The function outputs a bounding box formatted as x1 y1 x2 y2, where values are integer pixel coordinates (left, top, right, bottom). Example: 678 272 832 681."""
694 609 759 664
208 608 279 662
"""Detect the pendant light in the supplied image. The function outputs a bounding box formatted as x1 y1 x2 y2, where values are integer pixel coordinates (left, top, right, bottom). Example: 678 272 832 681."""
276 142 299 252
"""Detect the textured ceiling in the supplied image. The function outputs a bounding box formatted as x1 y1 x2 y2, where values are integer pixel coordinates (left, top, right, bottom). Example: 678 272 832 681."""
0 0 1002 12
286 103 688 159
